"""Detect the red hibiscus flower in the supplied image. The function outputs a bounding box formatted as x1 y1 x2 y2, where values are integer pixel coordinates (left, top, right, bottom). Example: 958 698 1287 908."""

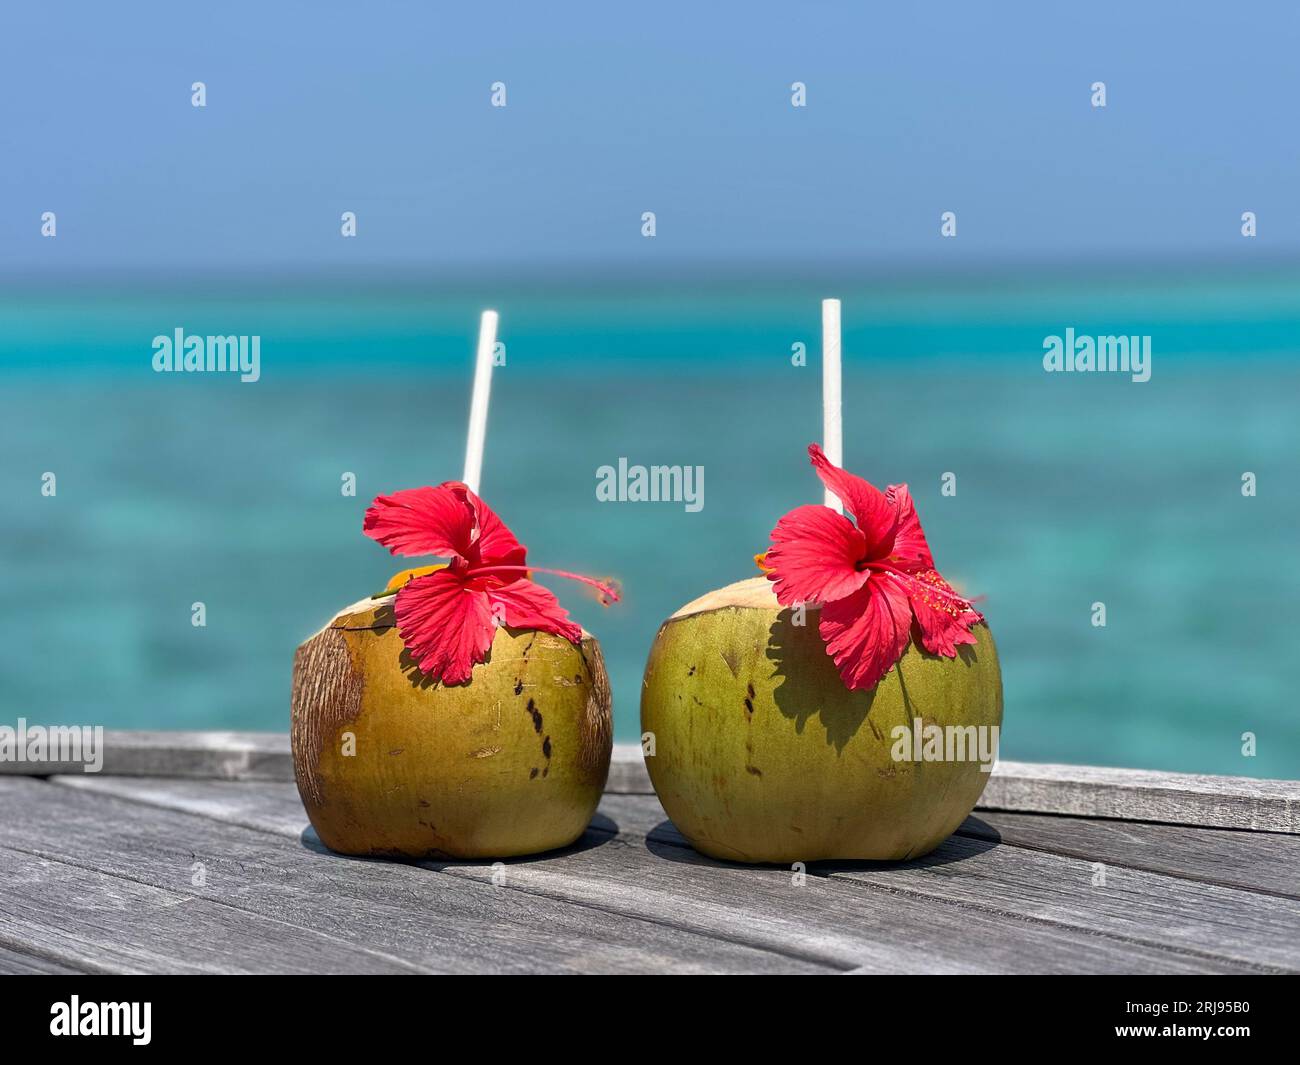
763 444 983 691
363 482 617 685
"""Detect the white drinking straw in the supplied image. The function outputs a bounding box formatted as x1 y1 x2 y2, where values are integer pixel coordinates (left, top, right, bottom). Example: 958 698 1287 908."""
822 298 843 513
462 310 498 496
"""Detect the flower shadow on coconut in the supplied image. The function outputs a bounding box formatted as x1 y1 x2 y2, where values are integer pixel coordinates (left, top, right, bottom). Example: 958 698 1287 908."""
762 444 984 751
763 605 979 755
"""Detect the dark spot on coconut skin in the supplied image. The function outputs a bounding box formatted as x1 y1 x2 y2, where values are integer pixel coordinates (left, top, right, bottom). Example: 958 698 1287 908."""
574 673 582 684
418 799 430 808
514 679 523 696
688 665 696 676
522 699 553 778
746 765 763 776
743 697 754 716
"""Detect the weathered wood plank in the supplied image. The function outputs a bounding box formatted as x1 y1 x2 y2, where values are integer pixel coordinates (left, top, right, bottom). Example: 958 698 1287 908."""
0 845 422 974
608 743 653 793
982 761 1300 833
597 793 1300 971
17 732 1299 836
0 730 292 781
0 943 85 974
57 775 311 838
956 811 1300 900
599 793 1300 918
5 778 821 975
823 834 1300 972
55 776 1266 974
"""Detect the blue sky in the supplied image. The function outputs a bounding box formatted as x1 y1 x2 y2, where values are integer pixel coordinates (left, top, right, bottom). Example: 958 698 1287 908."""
3 0 1298 278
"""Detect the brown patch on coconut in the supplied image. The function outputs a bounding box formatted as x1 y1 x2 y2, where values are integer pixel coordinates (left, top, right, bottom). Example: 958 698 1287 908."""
290 625 365 807
577 637 613 783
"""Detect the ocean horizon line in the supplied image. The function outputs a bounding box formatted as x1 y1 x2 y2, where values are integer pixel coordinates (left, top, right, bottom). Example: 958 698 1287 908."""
5 250 1300 298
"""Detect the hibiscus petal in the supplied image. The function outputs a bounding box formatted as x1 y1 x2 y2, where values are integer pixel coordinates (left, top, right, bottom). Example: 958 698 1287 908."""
766 504 871 606
884 484 935 571
486 579 582 644
905 568 983 658
818 573 913 691
464 487 528 567
363 485 474 559
393 569 496 685
808 444 897 556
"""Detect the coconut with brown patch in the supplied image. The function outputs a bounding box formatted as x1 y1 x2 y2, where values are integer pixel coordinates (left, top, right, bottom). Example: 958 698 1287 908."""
640 577 1002 864
291 594 612 859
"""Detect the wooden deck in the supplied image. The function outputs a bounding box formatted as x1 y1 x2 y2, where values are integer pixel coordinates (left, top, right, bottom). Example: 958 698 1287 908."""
1 733 1297 974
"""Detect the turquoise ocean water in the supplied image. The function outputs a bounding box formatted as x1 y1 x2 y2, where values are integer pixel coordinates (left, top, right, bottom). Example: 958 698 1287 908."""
2 271 1297 778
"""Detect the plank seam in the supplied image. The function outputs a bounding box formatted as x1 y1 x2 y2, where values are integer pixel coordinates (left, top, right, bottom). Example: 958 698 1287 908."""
0 933 106 975
953 823 1300 902
817 871 1294 975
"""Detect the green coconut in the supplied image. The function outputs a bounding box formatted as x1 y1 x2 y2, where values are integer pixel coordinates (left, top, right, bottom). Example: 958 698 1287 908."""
290 594 612 859
641 576 1002 863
